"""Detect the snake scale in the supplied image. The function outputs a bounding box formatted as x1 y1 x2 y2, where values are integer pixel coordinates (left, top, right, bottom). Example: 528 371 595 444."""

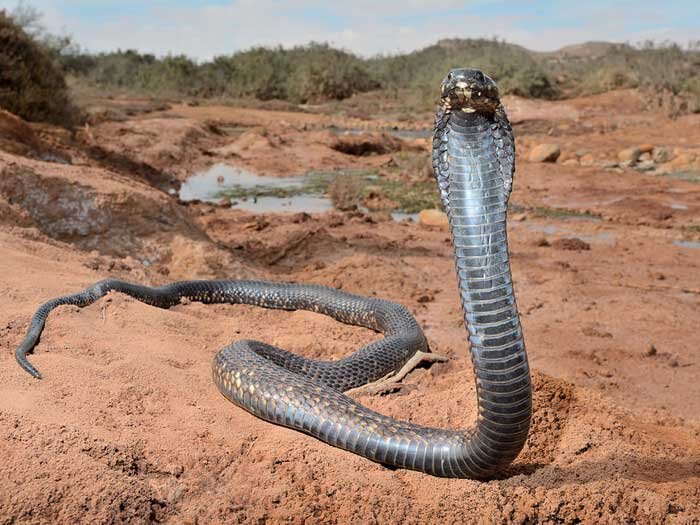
15 69 531 479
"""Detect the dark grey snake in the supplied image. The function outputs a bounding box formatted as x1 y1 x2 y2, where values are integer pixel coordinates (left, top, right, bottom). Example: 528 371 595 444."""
15 69 530 479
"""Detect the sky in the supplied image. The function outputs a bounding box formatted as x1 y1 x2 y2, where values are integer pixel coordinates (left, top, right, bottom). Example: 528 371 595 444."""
2 0 698 60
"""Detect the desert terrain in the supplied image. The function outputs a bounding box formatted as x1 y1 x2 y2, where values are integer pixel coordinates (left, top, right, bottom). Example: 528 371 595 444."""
1 88 699 524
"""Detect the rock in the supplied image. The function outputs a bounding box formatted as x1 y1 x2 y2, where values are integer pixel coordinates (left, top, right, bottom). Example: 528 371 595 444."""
639 152 652 162
618 147 641 163
562 159 579 167
528 144 561 163
638 144 654 154
418 209 449 228
653 147 673 164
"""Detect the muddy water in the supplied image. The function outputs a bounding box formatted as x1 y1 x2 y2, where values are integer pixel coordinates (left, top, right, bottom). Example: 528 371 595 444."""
179 164 306 201
234 195 333 214
179 163 422 219
179 163 332 213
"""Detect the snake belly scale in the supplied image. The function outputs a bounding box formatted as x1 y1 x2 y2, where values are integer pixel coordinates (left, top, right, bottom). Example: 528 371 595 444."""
15 69 532 479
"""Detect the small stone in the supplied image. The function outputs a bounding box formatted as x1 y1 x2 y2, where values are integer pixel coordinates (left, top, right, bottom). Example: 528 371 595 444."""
418 209 449 228
562 159 579 166
652 147 673 164
639 152 652 162
618 147 641 163
638 144 654 154
528 144 561 163
645 345 657 357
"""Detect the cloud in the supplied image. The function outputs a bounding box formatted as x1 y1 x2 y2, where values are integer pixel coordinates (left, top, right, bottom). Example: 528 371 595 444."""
0 0 697 59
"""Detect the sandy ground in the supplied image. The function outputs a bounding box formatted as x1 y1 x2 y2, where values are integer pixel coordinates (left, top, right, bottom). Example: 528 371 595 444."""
1 91 699 524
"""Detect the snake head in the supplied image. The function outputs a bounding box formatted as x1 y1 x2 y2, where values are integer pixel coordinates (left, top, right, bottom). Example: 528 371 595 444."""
440 69 500 114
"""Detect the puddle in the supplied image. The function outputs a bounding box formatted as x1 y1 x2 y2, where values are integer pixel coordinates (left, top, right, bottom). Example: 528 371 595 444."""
234 195 333 214
179 164 307 203
180 163 444 219
673 240 700 249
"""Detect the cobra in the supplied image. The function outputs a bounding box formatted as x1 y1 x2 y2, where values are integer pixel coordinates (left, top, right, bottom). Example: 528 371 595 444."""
15 69 531 479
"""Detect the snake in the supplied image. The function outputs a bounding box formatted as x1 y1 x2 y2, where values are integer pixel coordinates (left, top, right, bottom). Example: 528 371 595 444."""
15 69 531 479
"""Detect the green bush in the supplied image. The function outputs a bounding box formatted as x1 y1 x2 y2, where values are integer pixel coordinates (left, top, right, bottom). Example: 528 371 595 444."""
367 39 556 102
0 10 79 126
64 43 378 103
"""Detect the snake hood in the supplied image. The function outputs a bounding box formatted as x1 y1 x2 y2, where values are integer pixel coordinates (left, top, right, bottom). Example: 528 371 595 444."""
440 68 500 114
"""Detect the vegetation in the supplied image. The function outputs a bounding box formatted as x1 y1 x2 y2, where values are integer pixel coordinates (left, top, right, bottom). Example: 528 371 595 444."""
1 3 699 124
62 44 378 103
57 38 700 115
0 9 79 126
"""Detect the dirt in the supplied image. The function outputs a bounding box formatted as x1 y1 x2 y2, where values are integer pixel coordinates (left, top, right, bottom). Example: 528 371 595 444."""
1 90 699 524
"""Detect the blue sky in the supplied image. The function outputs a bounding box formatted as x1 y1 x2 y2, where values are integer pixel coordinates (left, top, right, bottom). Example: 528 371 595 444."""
2 1 698 59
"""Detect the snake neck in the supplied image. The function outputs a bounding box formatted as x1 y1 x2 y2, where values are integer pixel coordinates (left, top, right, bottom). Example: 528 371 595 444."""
441 106 531 470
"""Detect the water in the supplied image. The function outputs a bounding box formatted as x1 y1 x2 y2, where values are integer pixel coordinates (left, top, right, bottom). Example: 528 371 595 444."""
179 164 307 204
673 240 700 250
178 163 336 214
234 195 333 214
180 163 427 219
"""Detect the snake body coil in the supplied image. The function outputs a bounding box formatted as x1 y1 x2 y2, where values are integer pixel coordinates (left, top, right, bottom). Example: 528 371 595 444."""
15 69 531 478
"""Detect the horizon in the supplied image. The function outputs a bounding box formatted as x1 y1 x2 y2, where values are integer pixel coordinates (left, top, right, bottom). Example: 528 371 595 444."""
1 0 698 60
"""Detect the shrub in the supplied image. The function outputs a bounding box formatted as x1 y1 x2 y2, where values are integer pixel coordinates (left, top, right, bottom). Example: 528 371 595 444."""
0 10 79 126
